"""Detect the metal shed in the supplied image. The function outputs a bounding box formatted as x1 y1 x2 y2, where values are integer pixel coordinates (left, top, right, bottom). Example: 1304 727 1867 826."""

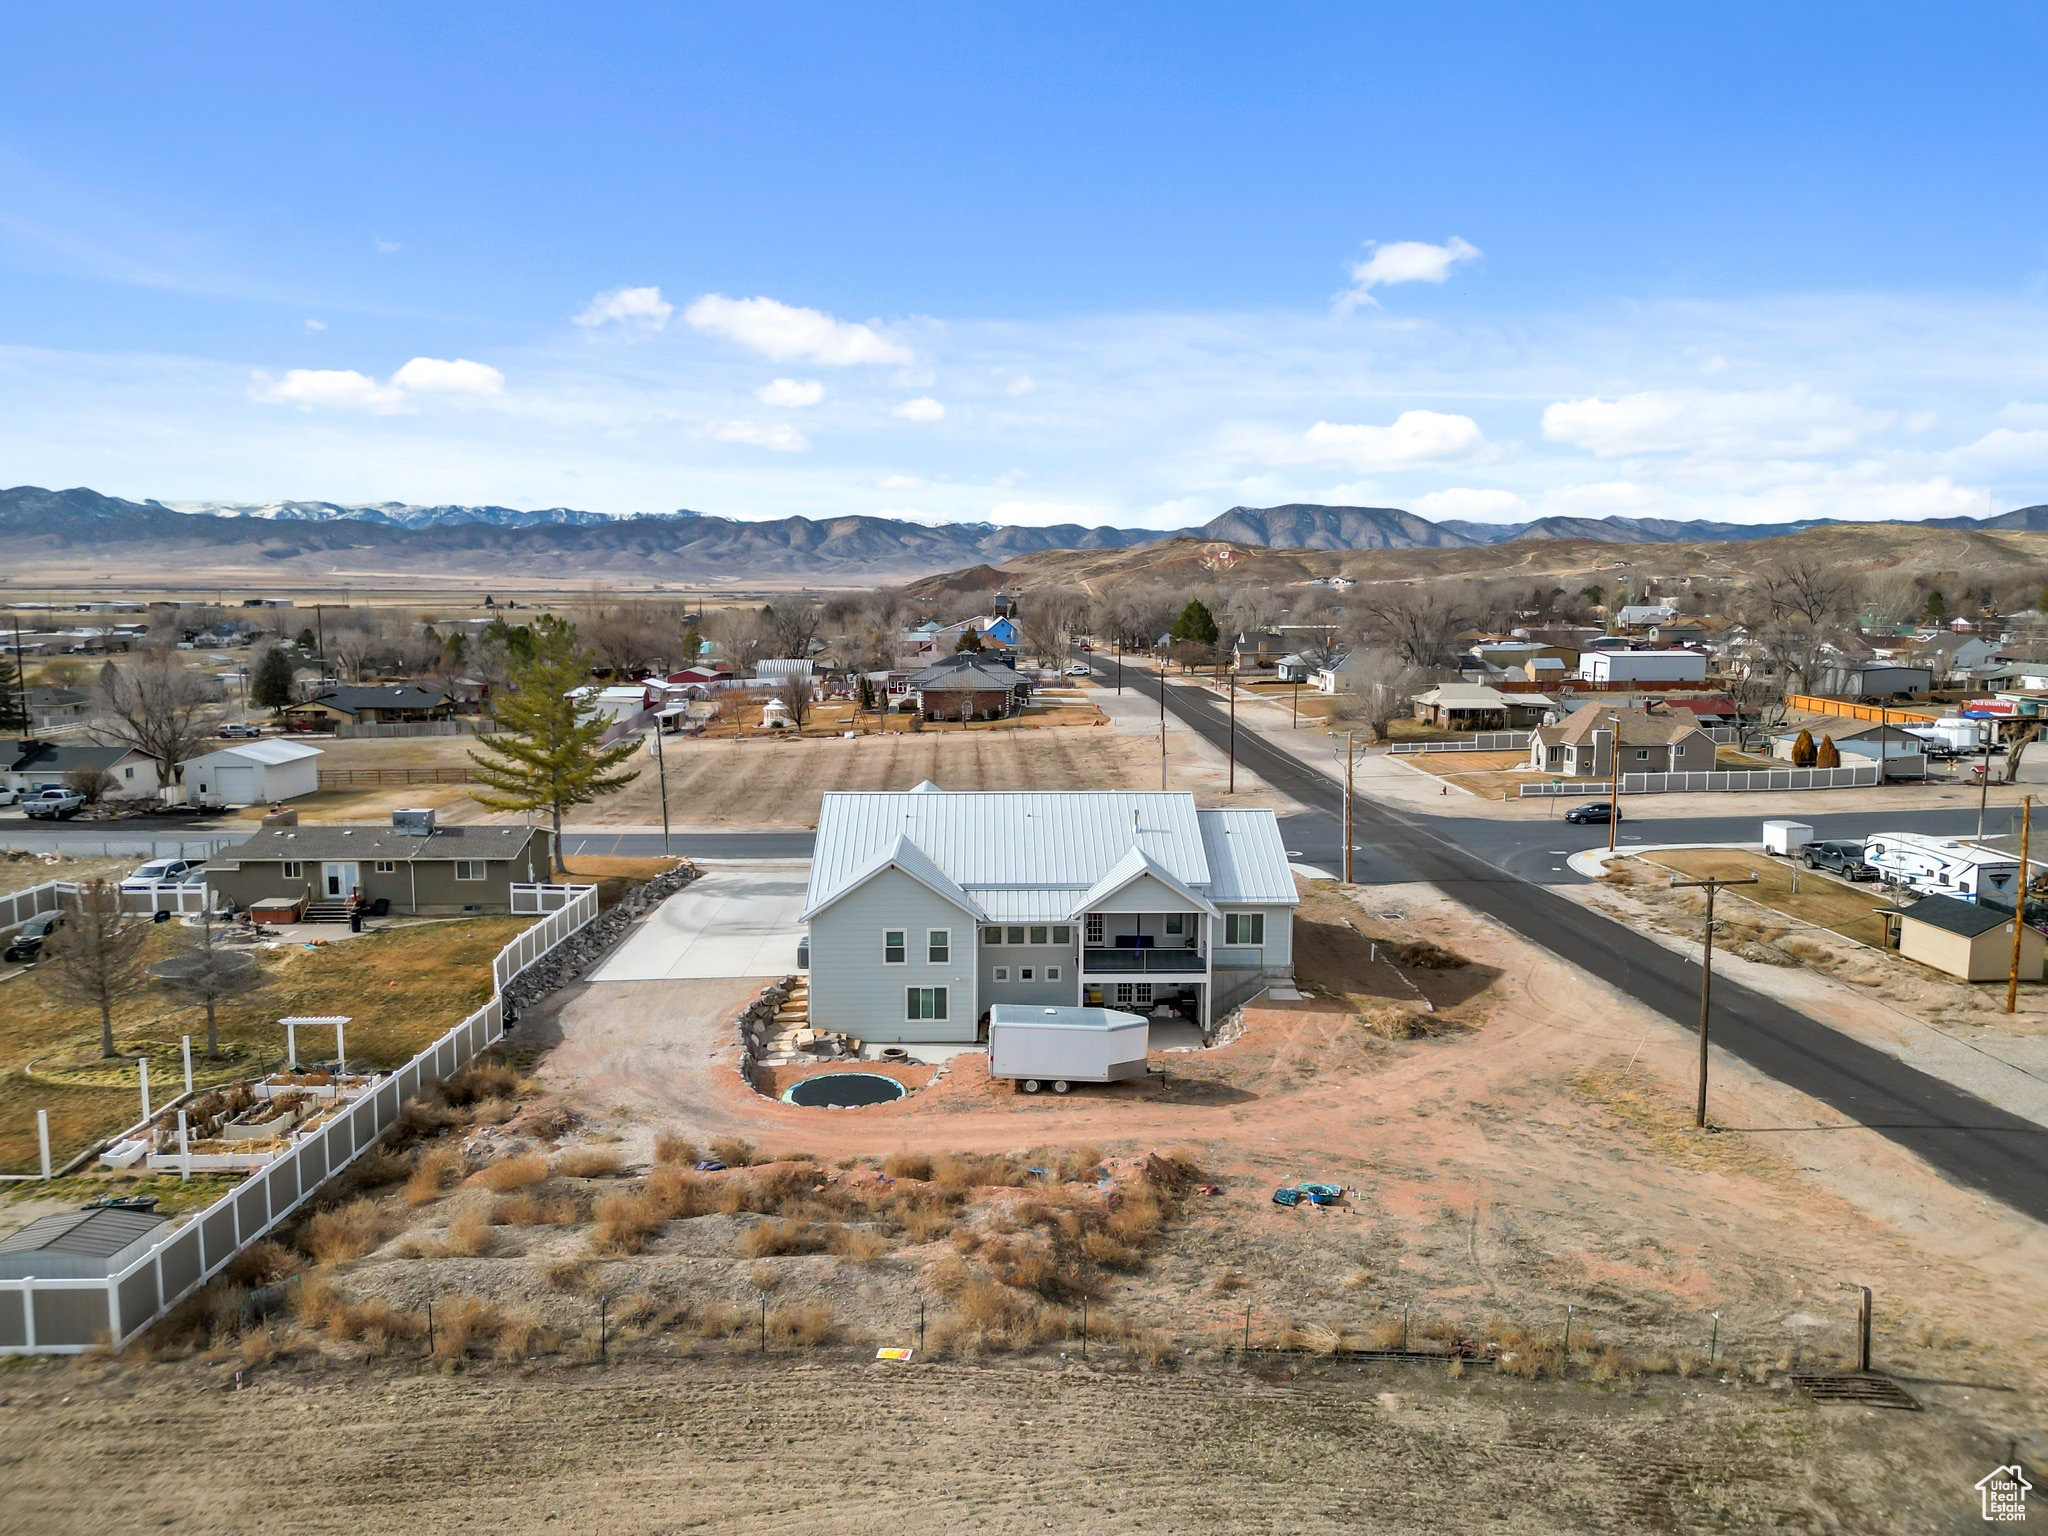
0 1207 168 1280
988 1004 1149 1093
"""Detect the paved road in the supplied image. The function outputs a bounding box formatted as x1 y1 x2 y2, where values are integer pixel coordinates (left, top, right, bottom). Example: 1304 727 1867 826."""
1086 656 2048 1225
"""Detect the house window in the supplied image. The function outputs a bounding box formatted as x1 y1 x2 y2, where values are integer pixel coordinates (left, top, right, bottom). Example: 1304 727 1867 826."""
1225 912 1265 946
122 766 134 780
1046 965 1061 982
993 966 1010 982
454 861 485 881
906 986 948 1022
282 861 302 879
375 860 395 873
1085 914 1104 945
1634 748 1650 762
1028 925 1048 946
984 927 1004 944
884 929 906 964
1114 983 1153 1006
1165 913 1185 936
1020 967 1035 982
928 928 950 964
1006 925 1025 945
1052 925 1072 945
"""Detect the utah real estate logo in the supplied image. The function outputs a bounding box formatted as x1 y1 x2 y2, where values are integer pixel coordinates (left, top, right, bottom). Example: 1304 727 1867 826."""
1977 1464 2031 1524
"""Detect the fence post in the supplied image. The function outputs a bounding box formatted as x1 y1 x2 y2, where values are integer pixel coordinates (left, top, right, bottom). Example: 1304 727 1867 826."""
1401 1302 1409 1353
1708 1311 1719 1366
177 1109 190 1181
600 1296 608 1364
182 1035 194 1099
1243 1301 1252 1353
426 1295 435 1357
139 1056 151 1124
1081 1297 1088 1360
36 1110 51 1179
759 1293 767 1354
918 1297 926 1359
1562 1305 1572 1357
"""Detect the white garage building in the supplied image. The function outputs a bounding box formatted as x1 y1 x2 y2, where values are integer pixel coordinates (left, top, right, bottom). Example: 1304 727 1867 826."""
182 740 324 807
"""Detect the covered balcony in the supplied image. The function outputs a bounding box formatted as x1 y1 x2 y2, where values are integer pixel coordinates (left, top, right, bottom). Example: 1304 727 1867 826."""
1079 909 1205 976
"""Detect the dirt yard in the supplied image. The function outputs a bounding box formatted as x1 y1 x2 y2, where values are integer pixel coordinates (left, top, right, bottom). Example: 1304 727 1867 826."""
0 852 134 896
1393 748 1537 800
1640 847 1896 947
0 1354 1994 1534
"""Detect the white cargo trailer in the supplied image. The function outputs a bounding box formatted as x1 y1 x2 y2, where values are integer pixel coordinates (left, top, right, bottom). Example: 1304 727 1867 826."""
988 1004 1149 1094
1762 820 1814 856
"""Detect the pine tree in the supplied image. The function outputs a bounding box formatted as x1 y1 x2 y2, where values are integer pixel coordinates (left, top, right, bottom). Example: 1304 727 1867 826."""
468 617 640 873
0 642 24 732
1815 735 1841 769
1791 727 1817 767
250 645 296 711
953 628 984 653
1170 599 1219 647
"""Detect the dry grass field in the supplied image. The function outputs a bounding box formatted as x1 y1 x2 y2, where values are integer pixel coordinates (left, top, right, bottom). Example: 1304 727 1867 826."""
1638 848 1895 948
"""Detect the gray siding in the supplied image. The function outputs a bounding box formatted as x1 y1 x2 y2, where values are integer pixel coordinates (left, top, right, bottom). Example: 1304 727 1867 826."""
1089 874 1195 915
979 924 1079 1009
1216 905 1294 969
808 869 978 1043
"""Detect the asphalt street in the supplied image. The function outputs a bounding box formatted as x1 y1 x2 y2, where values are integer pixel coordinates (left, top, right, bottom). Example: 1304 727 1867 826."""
1086 656 2048 1226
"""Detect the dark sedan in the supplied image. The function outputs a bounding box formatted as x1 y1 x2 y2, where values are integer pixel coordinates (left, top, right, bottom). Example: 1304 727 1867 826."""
1564 801 1621 825
3 913 63 962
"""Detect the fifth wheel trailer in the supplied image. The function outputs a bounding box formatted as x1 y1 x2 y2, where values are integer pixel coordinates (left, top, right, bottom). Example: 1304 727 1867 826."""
987 1004 1148 1093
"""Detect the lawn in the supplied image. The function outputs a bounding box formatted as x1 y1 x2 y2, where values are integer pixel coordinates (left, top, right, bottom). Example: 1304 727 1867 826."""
1398 749 1539 800
1638 848 1894 948
0 915 527 1174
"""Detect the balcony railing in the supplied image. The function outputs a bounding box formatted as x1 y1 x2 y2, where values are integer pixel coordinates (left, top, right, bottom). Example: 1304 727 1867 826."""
1081 947 1205 974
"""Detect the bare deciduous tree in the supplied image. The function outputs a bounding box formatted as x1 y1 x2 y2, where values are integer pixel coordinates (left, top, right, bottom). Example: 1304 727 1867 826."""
703 606 773 676
764 600 825 663
36 880 150 1058
1355 586 1465 670
94 650 217 797
776 674 815 731
160 908 266 1058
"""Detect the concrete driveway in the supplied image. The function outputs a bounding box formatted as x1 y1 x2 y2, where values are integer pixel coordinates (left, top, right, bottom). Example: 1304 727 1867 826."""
590 860 808 982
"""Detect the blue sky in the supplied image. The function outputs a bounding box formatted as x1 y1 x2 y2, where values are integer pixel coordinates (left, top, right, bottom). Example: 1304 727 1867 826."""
4 2 2048 526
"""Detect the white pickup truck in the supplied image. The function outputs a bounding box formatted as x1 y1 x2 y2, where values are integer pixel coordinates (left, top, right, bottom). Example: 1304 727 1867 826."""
21 788 86 820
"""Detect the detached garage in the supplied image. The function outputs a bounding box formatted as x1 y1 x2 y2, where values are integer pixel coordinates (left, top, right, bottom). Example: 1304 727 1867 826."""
184 740 324 807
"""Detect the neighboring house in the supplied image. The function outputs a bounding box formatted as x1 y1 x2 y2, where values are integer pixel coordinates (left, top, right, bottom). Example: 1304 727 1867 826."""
1231 631 1288 670
1411 683 1552 731
1273 653 1317 683
1528 704 1716 778
1577 648 1709 685
203 817 556 915
2 739 163 800
1812 661 1933 699
1770 721 1926 779
20 687 91 732
1313 652 1357 695
911 657 1028 721
1883 894 2044 983
182 740 324 806
800 787 1299 1043
282 684 455 728
1614 603 1680 629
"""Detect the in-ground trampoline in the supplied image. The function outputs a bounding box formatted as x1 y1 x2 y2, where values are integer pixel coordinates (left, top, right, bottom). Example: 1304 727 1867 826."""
781 1072 908 1108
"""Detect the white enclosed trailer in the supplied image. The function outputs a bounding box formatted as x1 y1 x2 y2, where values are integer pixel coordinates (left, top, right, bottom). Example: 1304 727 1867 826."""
988 1004 1149 1094
1762 820 1814 857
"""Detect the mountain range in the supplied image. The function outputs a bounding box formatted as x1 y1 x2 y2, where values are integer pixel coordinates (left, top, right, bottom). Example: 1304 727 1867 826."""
4 484 2046 585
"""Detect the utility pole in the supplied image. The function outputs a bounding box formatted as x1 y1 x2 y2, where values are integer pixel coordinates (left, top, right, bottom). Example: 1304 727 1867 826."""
1341 733 1359 884
2008 794 2032 1014
652 716 672 857
1667 872 1758 1128
1978 736 1995 844
1227 670 1236 794
1114 639 1122 694
1292 678 1300 729
1607 712 1624 855
1158 654 1167 790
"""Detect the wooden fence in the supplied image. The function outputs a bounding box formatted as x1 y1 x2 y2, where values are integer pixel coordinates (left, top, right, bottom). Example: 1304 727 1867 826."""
316 767 471 788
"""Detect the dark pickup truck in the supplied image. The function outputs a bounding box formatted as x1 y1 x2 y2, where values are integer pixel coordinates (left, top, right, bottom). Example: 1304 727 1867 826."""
1800 839 1877 881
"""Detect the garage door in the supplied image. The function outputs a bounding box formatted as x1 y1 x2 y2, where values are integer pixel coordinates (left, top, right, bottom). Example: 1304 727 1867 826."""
215 766 259 805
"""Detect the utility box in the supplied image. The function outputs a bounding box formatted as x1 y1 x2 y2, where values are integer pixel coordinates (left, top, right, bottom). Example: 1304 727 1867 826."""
988 1004 1149 1094
1763 820 1814 857
391 807 437 837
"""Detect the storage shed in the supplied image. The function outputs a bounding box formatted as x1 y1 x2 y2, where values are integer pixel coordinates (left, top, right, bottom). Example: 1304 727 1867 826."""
182 739 324 807
1883 895 2046 983
0 1206 167 1280
987 1004 1149 1091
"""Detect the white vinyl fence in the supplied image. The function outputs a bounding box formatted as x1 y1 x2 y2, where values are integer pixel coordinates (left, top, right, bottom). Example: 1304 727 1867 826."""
1390 731 1532 755
0 880 211 928
1519 762 1880 797
509 882 588 915
0 884 599 1354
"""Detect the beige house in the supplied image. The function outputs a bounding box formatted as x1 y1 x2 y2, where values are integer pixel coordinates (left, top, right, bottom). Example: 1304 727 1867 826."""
204 820 555 915
1884 895 2045 983
1528 703 1717 778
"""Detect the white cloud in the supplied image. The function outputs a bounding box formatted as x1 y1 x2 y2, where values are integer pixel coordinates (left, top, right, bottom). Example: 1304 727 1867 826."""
1947 425 2048 470
304 318 327 333
1411 486 1529 522
374 239 400 254
1699 354 1728 376
1541 387 1879 458
712 419 808 453
1141 496 1209 529
389 357 505 396
994 468 1028 487
1006 375 1037 396
989 499 1117 528
684 294 911 365
253 368 402 413
575 285 674 331
876 473 924 490
1338 237 1479 309
1262 410 1491 471
755 377 824 407
891 396 946 422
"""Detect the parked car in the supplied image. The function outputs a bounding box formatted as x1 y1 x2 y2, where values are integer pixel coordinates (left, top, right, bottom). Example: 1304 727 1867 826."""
0 787 19 808
3 914 64 962
217 722 263 739
21 788 85 820
1800 840 1877 881
1063 663 1091 677
121 858 198 891
1564 801 1621 825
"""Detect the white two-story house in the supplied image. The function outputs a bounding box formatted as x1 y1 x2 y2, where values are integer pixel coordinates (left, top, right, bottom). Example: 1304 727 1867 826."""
800 786 1300 1044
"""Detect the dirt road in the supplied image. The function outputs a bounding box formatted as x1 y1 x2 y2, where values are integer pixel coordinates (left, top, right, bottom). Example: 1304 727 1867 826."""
0 1355 1992 1535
